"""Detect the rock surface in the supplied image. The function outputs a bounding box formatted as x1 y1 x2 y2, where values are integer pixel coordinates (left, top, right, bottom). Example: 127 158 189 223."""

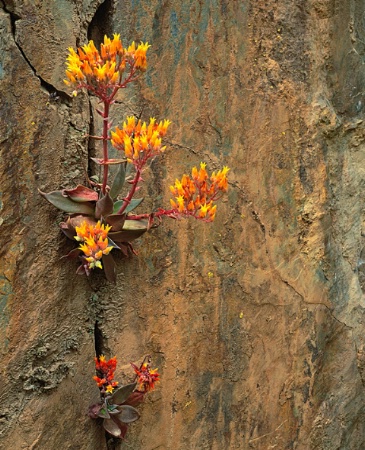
1 0 365 449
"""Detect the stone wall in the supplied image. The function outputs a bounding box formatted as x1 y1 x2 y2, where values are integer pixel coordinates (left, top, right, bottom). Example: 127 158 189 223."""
1 0 365 448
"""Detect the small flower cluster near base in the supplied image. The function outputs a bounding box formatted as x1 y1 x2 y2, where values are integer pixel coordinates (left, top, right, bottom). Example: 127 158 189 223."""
89 355 159 439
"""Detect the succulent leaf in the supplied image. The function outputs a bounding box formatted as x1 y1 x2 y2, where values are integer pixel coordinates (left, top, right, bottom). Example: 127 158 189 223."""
122 391 145 407
103 418 122 437
112 200 124 214
59 221 77 240
109 222 148 243
95 192 114 218
125 198 144 214
112 198 144 214
62 185 98 202
91 157 127 165
102 253 117 284
105 214 126 231
116 405 140 424
109 162 127 199
122 219 149 230
111 382 137 405
88 403 103 419
39 189 95 214
60 248 82 260
98 402 111 419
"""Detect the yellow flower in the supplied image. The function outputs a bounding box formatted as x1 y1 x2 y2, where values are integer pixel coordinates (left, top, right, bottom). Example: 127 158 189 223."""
105 384 115 394
134 42 151 71
75 221 113 271
169 164 229 222
111 116 171 169
64 35 150 96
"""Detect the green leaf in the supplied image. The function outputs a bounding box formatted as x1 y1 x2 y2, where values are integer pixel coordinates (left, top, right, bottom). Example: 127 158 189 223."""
109 162 127 199
95 192 113 219
125 198 144 214
90 175 99 183
111 382 137 405
109 219 149 242
39 189 95 215
117 405 140 424
112 198 144 214
103 418 122 437
98 402 111 419
112 200 124 214
63 185 98 202
122 219 149 230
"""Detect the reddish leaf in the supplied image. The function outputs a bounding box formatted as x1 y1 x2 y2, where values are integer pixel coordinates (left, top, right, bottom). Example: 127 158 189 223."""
59 221 76 240
102 253 116 284
91 157 127 165
116 405 140 424
111 382 137 405
60 248 82 260
76 264 88 275
123 391 145 407
88 403 103 419
39 189 95 215
103 418 122 437
95 192 114 219
118 243 131 256
68 215 96 228
60 216 96 240
105 214 126 231
63 185 98 202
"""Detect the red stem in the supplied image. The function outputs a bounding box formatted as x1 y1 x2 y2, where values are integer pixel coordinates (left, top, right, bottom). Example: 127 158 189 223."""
117 168 142 214
101 101 110 195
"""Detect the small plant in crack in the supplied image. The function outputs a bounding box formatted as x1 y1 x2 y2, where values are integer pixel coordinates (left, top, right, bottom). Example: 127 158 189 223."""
88 355 159 439
39 34 230 282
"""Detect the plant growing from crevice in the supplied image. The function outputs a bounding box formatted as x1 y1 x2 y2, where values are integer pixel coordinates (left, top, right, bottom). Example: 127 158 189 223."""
88 355 159 439
39 34 230 282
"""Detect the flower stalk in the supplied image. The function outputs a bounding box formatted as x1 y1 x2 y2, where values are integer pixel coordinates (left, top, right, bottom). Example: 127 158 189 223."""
101 100 110 194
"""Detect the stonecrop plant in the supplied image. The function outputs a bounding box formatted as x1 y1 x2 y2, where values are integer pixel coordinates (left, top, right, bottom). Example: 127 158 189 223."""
88 355 159 439
40 34 229 282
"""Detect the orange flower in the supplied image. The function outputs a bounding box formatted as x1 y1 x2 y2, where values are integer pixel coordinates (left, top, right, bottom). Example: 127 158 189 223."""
64 34 150 98
169 163 229 221
131 362 160 392
111 116 171 169
75 221 113 270
94 355 119 394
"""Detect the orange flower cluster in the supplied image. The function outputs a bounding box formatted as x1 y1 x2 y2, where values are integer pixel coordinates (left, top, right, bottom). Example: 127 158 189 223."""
93 355 119 394
169 163 229 221
64 34 150 95
75 220 113 270
131 362 160 392
111 116 171 169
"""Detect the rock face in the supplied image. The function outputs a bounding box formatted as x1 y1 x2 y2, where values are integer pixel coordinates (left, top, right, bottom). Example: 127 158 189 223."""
1 0 365 449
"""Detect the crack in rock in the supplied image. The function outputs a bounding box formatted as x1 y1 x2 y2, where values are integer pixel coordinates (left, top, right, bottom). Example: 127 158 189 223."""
1 2 71 104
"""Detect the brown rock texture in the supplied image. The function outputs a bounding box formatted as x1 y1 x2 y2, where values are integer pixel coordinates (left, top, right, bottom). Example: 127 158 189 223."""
1 0 365 449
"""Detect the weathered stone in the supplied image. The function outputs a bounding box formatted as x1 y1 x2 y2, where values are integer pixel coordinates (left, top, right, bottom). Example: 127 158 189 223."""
1 0 365 449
